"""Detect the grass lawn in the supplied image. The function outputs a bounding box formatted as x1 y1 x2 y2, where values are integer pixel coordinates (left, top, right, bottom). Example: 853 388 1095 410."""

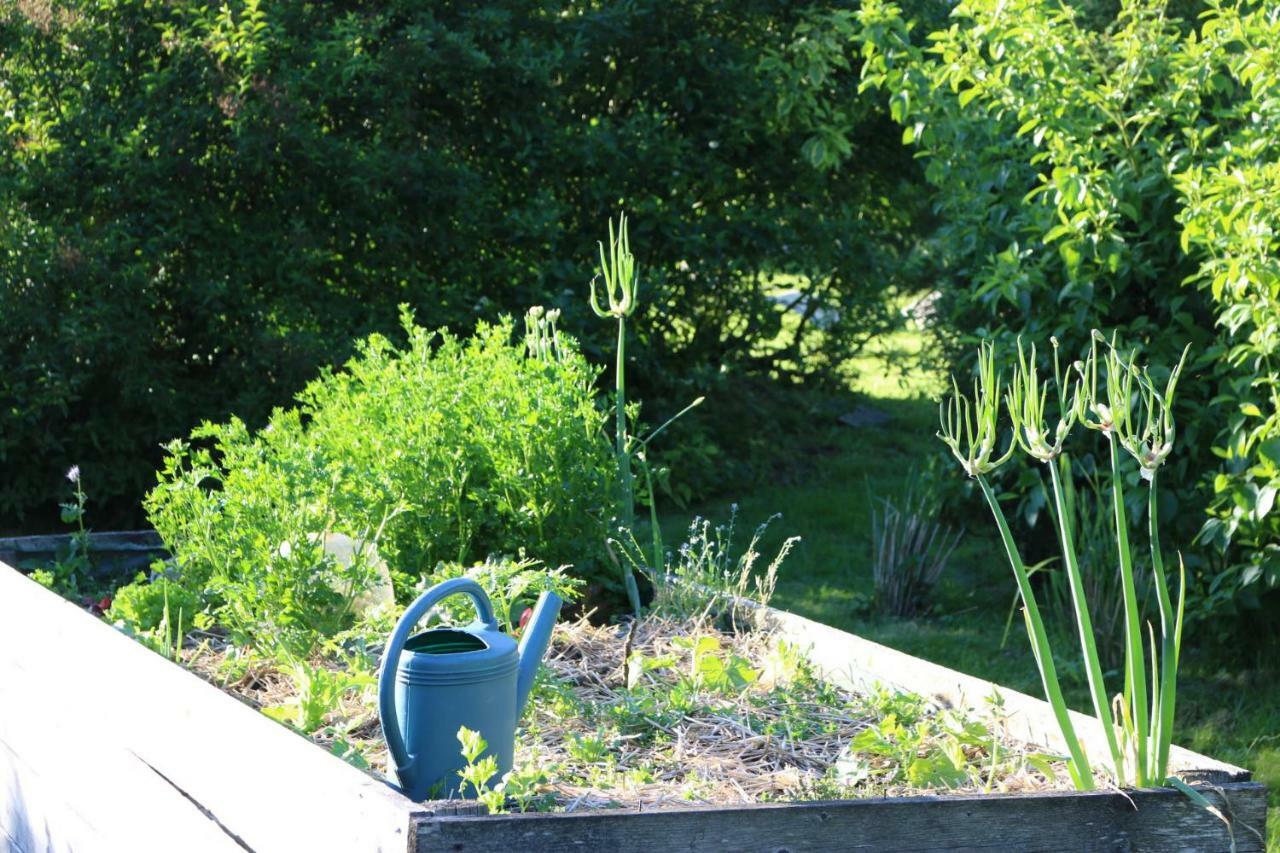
665 318 1279 848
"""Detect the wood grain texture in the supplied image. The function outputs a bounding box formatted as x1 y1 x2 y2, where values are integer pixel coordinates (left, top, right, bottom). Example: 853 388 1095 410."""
0 562 423 853
416 783 1268 852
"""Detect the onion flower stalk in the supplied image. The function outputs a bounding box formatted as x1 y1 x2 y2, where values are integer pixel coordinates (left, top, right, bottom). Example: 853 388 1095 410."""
590 213 643 617
939 334 1189 790
590 214 702 617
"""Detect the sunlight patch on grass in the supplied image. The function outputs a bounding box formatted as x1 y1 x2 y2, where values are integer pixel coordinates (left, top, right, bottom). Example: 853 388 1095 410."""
843 319 946 401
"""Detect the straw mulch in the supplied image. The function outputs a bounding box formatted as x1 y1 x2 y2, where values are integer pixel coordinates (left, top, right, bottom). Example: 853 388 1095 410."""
520 614 873 810
181 612 1070 811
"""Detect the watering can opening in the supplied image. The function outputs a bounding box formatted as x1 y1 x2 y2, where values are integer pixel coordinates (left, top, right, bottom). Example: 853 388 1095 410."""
404 629 488 655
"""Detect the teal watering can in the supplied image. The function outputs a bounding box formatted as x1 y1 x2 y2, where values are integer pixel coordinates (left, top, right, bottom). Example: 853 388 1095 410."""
377 577 561 801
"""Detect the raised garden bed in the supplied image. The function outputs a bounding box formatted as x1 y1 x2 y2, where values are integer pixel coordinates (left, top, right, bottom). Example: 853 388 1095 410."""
185 609 1078 808
0 558 1266 852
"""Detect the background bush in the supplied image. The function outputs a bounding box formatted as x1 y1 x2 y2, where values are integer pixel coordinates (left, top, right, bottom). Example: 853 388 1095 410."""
850 0 1280 641
10 0 1278 643
0 0 927 529
146 311 615 652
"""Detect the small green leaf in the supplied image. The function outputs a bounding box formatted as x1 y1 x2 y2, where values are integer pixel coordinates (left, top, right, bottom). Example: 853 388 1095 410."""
1043 224 1074 244
1257 486 1277 520
1026 753 1060 782
1258 438 1280 465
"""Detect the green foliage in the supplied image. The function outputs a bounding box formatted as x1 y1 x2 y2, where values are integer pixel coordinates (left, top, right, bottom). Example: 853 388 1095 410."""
30 466 96 598
1176 5 1280 624
328 736 373 772
848 707 976 789
648 508 798 619
107 574 201 645
146 417 393 655
869 474 960 617
146 310 613 654
0 0 924 526
843 687 1053 792
854 0 1280 636
108 577 190 662
564 730 612 766
670 635 761 693
430 558 583 633
263 656 375 735
456 726 550 814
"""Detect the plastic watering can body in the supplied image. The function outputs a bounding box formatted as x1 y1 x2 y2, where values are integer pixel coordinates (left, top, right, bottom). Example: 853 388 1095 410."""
377 577 561 801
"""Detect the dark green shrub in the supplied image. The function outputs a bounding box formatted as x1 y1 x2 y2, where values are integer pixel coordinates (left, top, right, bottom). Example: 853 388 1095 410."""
0 0 925 526
145 310 615 653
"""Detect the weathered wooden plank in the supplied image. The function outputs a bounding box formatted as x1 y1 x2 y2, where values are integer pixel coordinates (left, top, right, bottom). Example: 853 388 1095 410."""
0 561 423 853
417 782 1268 852
0 697 241 853
739 599 1251 784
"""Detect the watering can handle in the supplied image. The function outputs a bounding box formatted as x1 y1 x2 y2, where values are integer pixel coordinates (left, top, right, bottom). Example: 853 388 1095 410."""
377 577 500 778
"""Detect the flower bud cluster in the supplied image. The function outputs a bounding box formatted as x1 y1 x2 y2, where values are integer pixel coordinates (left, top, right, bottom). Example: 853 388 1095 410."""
938 332 1188 480
589 212 639 320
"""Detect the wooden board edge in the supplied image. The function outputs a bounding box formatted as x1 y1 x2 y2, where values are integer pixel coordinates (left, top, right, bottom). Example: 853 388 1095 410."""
413 781 1269 853
0 561 424 853
0 530 163 553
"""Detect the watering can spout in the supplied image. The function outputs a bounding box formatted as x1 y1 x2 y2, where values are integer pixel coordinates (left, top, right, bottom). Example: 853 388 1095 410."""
515 589 562 717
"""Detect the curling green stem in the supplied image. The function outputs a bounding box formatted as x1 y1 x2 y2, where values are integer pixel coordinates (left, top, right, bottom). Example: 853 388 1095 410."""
1109 437 1149 786
978 476 1094 790
1148 469 1181 781
1048 459 1125 782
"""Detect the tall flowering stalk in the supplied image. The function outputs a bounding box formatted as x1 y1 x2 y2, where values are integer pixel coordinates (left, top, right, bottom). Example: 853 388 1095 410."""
1079 332 1189 784
591 213 642 616
1008 338 1125 783
588 214 704 617
939 341 1094 789
940 334 1189 790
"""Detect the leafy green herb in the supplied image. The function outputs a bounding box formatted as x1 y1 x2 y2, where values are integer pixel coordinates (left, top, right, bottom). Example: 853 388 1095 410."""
147 309 614 654
263 656 375 735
